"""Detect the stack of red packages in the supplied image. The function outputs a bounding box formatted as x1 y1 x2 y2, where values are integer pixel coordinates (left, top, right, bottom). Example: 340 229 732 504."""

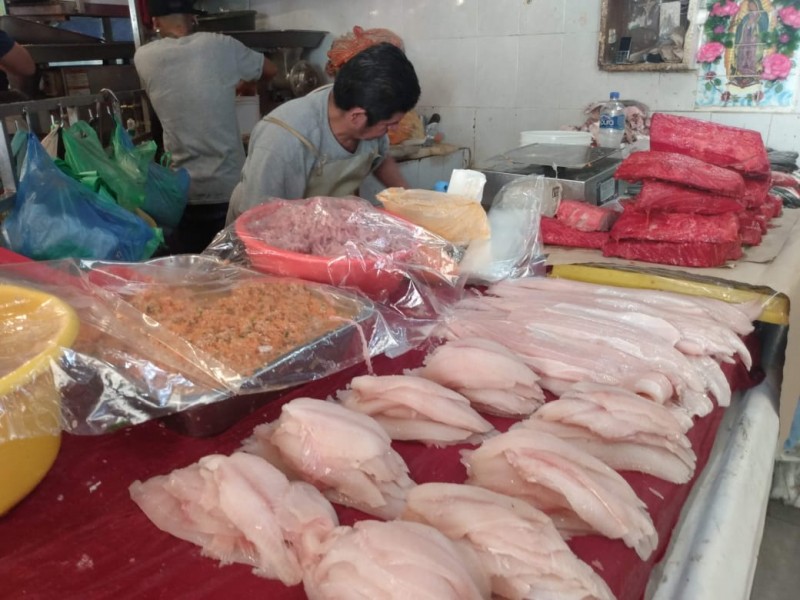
604 113 778 267
540 199 619 249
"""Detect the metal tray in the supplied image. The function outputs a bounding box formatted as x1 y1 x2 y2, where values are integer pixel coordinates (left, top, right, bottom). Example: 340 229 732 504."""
481 143 621 170
57 260 378 437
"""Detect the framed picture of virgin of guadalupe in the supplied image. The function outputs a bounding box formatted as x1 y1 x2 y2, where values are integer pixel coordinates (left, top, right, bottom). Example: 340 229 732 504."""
695 0 800 109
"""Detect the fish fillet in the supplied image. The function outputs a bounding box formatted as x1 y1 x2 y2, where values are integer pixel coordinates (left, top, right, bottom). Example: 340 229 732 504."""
242 398 415 519
129 452 338 585
337 374 495 446
304 520 490 600
403 482 615 600
462 429 658 560
412 337 544 417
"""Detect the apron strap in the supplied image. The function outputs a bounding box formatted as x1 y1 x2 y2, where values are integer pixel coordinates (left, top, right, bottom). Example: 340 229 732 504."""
262 116 322 160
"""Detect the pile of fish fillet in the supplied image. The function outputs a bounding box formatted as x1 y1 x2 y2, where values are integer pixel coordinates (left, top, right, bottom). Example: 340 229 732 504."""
129 277 761 599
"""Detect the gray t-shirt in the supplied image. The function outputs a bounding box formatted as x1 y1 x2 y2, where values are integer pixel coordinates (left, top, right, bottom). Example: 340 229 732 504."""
134 32 264 205
228 86 388 220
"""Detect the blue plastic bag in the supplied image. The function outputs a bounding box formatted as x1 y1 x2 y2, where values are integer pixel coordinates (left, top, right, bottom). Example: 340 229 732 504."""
111 118 188 228
1 133 161 261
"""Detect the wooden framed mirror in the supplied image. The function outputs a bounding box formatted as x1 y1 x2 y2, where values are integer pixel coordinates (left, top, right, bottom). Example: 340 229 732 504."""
599 0 700 71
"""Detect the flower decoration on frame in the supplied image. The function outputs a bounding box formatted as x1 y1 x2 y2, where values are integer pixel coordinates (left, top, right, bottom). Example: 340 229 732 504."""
697 0 800 83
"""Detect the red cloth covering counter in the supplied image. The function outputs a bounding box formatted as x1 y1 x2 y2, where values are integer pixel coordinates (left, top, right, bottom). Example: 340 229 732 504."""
0 334 763 600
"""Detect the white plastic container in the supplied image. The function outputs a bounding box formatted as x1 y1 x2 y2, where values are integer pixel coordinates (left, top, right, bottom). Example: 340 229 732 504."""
519 130 592 147
235 96 260 136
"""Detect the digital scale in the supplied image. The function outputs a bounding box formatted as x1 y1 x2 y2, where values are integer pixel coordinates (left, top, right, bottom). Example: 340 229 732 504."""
476 143 624 208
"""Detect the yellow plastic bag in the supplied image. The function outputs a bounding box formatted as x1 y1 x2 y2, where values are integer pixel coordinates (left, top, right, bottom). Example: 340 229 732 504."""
377 187 491 245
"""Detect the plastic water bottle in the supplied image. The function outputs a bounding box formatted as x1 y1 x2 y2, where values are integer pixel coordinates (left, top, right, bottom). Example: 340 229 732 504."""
597 92 625 148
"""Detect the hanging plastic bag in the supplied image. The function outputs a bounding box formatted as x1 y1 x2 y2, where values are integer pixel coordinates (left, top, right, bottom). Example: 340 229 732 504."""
62 120 146 212
1 132 161 261
41 126 60 158
110 117 188 229
459 175 551 284
10 128 28 179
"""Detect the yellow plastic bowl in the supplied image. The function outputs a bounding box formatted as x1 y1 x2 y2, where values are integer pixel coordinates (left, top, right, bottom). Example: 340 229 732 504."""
0 284 79 515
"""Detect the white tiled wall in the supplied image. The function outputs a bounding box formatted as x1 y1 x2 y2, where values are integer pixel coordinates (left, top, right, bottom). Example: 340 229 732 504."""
249 0 800 164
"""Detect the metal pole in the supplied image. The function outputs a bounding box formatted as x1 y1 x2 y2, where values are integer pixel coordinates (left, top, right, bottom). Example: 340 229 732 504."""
127 0 144 49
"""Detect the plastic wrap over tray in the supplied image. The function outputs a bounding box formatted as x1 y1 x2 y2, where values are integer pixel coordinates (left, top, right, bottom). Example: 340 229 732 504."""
0 257 390 438
206 196 467 355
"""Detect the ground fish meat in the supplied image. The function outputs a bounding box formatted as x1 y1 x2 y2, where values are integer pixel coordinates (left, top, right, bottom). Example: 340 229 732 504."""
241 196 414 256
125 280 357 374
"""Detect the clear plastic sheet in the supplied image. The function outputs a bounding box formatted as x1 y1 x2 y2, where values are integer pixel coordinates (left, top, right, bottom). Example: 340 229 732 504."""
0 257 396 440
205 196 467 355
458 175 549 284
0 283 79 443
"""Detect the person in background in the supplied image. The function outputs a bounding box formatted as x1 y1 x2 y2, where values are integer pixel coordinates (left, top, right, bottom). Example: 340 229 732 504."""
227 42 420 224
134 0 277 254
0 30 36 93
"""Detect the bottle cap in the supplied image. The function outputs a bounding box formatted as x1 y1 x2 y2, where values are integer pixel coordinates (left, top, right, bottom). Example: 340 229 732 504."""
610 92 620 100
433 181 449 192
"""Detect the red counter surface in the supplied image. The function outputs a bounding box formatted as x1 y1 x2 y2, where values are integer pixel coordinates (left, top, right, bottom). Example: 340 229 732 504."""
0 247 763 600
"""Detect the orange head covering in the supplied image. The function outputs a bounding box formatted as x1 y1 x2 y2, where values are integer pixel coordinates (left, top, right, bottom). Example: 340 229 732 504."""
326 26 405 77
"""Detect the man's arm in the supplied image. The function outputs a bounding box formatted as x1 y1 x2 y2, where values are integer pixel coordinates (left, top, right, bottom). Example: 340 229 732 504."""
373 156 408 189
260 56 278 80
0 42 35 77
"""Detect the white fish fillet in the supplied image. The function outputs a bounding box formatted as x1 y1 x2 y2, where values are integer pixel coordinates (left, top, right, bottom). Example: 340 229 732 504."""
242 398 415 520
447 283 743 413
493 277 756 336
444 319 678 404
688 355 731 407
462 429 658 560
451 301 708 398
128 452 338 585
517 418 696 484
412 337 544 417
403 483 616 600
304 520 490 600
337 374 495 446
483 278 754 368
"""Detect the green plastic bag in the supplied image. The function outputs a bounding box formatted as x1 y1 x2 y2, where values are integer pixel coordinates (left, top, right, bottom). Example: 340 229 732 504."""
62 120 146 212
110 117 188 229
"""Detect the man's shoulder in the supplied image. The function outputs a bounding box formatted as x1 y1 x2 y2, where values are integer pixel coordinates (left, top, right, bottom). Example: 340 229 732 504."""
270 88 329 125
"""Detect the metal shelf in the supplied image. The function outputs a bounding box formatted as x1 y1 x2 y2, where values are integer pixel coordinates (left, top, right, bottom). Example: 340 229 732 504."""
224 30 327 51
24 42 135 63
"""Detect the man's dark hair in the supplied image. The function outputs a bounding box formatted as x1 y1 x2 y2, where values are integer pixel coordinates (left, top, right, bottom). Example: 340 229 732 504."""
333 43 421 126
